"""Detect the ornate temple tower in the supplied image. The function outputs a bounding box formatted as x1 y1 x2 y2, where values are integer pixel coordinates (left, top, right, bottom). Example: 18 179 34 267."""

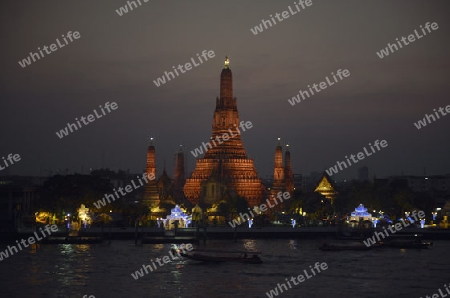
143 138 159 208
284 144 294 196
183 57 264 207
271 138 286 199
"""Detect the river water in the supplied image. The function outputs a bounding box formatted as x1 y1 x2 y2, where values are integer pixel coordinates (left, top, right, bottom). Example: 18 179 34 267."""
0 238 449 298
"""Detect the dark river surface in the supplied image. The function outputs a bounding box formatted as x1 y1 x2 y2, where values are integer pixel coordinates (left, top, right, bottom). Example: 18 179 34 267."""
0 238 449 298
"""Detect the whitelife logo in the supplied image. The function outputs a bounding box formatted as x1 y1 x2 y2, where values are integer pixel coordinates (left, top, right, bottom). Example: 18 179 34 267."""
0 225 58 261
153 50 215 87
376 22 439 59
420 283 450 298
414 104 450 130
287 69 350 106
325 140 388 176
363 211 425 247
265 262 328 297
190 120 253 158
18 31 81 68
93 173 156 209
115 0 149 16
0 153 21 172
131 243 193 280
228 191 291 228
55 102 118 139
250 0 313 35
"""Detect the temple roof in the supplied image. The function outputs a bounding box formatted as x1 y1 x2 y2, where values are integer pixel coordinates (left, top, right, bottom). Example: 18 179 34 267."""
314 172 338 198
184 55 264 206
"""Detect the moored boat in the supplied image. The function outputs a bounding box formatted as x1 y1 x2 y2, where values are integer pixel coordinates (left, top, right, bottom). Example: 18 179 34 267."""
382 239 433 249
179 249 263 264
319 242 374 251
43 236 103 244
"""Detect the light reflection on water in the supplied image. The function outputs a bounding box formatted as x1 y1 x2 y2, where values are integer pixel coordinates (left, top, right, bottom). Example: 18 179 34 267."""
289 239 298 249
0 239 449 298
243 239 258 252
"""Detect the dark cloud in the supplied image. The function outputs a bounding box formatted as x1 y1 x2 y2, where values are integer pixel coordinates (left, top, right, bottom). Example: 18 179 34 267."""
1 0 449 180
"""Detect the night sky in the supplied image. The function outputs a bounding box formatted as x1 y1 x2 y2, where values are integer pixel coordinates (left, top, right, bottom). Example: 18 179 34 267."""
1 0 449 180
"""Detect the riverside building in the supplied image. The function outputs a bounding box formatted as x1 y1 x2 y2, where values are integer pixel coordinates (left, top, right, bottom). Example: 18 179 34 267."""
141 57 295 215
183 57 265 207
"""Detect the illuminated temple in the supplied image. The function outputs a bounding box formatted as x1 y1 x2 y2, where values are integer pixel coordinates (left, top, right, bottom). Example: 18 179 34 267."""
142 57 296 212
314 172 338 204
183 57 265 207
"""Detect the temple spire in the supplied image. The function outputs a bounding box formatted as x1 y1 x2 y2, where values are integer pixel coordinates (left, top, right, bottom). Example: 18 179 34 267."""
274 138 283 169
224 56 230 69
184 56 264 207
143 137 159 208
220 56 233 99
270 138 286 211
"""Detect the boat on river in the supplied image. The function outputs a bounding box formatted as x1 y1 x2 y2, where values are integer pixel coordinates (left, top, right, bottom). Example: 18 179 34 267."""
319 242 375 251
43 236 103 244
382 239 433 249
178 249 263 264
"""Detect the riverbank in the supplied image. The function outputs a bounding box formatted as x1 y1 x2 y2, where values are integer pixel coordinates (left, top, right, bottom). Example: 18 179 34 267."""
2 226 449 243
83 226 450 239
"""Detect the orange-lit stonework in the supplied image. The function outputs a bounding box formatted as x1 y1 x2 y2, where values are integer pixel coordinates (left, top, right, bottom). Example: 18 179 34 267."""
143 138 159 208
184 58 265 207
